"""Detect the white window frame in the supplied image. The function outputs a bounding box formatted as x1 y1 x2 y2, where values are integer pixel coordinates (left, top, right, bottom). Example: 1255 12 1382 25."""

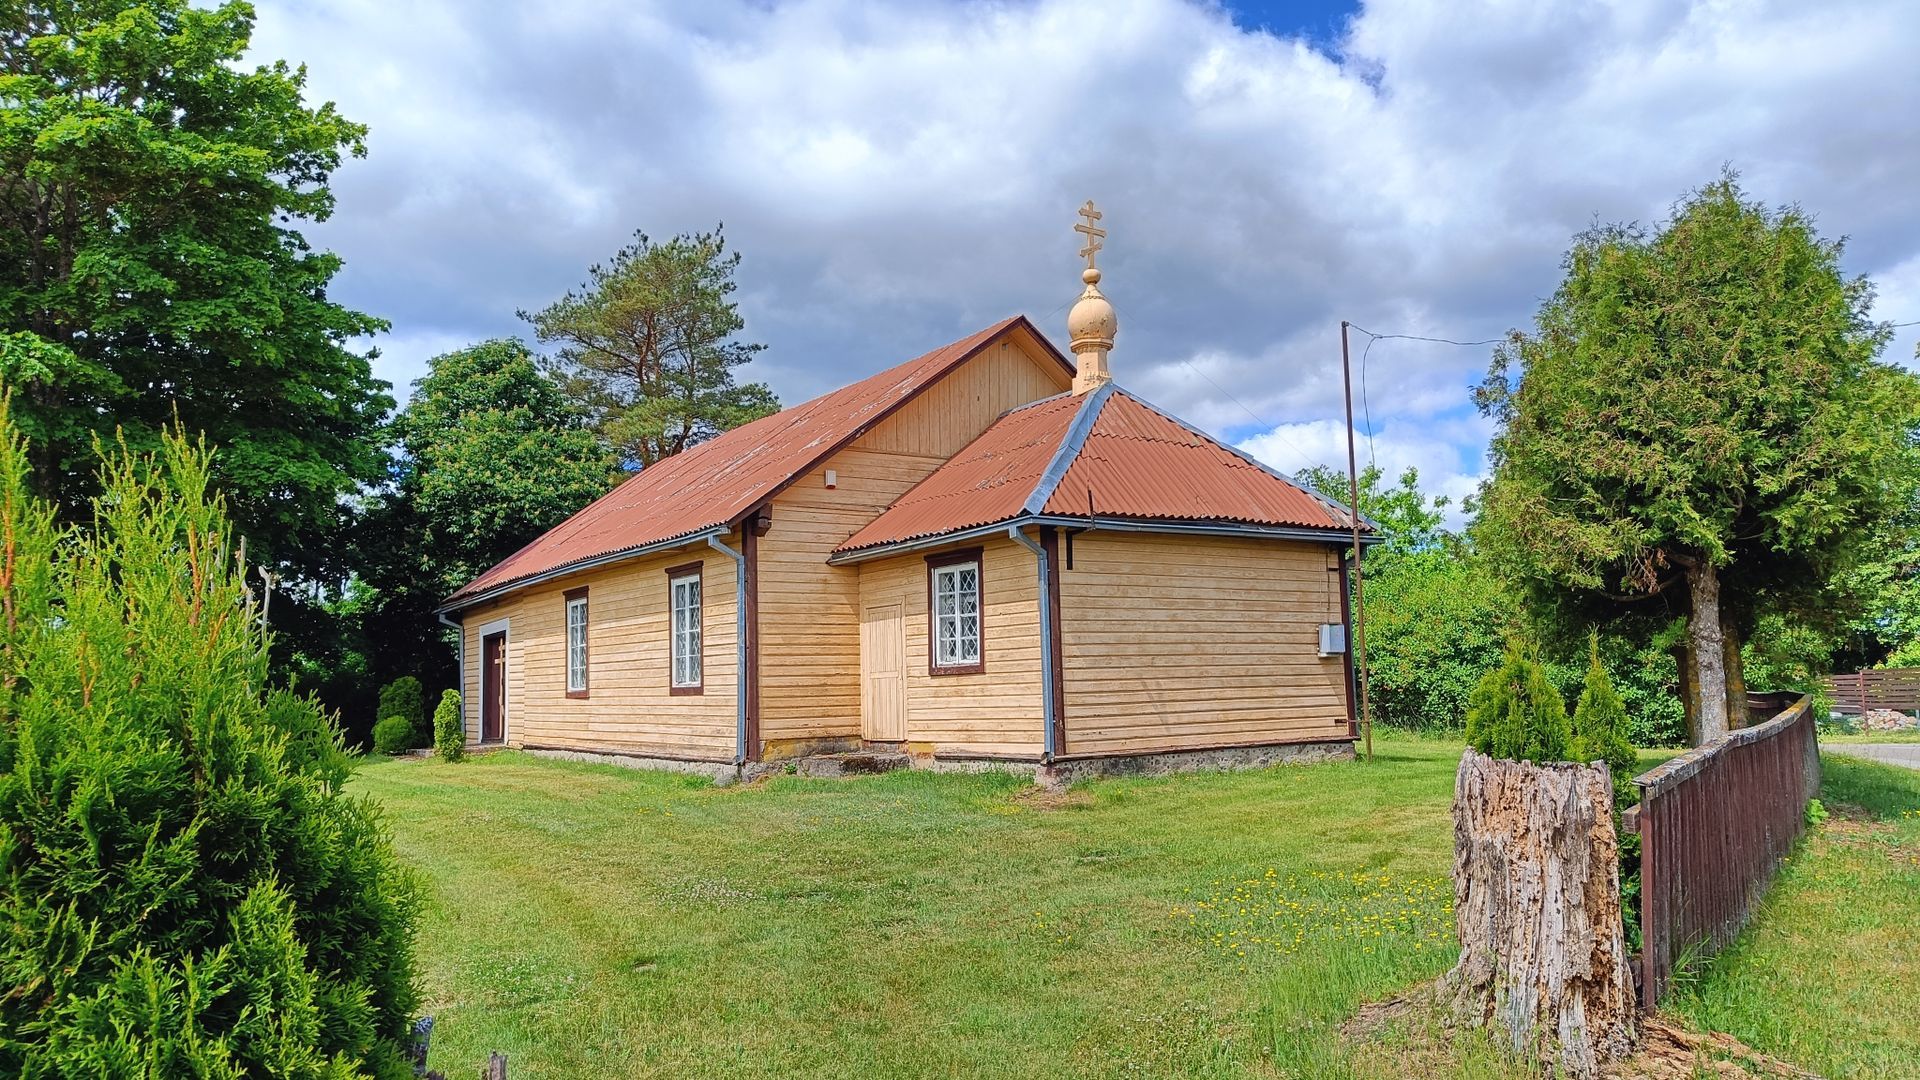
565 594 589 694
930 558 982 672
670 569 703 690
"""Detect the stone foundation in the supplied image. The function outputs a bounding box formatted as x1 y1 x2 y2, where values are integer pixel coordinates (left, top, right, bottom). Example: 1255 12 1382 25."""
523 738 1355 788
522 747 742 783
1033 739 1355 789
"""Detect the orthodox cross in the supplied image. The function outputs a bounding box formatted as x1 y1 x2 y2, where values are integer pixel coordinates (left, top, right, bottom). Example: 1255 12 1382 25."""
1074 200 1106 270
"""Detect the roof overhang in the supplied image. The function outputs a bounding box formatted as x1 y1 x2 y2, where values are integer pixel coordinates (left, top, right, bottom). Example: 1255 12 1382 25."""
437 526 728 617
826 513 1380 565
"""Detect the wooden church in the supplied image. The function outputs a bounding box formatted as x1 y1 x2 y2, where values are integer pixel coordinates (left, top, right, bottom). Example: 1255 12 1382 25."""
439 205 1371 779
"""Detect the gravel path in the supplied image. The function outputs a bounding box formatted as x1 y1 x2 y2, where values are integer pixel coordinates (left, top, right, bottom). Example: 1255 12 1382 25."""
1824 742 1920 770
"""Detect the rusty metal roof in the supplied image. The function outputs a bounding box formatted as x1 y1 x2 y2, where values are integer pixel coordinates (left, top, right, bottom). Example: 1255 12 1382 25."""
444 315 1068 609
835 384 1353 555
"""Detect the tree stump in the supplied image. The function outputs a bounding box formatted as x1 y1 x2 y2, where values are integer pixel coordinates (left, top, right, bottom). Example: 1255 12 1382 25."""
1440 750 1637 1077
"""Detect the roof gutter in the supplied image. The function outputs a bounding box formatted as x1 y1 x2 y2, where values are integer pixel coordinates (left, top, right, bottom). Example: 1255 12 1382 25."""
706 532 749 766
827 514 1378 566
437 610 465 737
1004 525 1058 764
438 526 728 615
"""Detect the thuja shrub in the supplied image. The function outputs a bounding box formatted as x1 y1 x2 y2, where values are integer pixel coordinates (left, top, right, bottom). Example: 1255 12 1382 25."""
0 410 420 1078
1465 638 1574 763
433 690 465 763
1572 634 1639 806
377 676 426 746
372 716 414 756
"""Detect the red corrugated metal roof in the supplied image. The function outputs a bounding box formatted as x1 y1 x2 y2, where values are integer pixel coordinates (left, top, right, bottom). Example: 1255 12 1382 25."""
834 393 1082 552
835 384 1351 554
444 315 1067 608
1041 392 1347 526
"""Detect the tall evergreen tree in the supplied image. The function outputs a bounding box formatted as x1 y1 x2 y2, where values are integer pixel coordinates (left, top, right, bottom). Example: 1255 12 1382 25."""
524 225 778 468
0 0 390 579
1474 173 1920 744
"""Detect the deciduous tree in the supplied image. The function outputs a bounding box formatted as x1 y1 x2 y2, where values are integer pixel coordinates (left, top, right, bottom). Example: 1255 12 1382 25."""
0 0 391 579
356 339 615 698
1475 173 1920 744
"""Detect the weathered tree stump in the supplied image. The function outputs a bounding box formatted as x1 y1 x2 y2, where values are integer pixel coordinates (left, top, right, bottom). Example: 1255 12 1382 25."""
1440 750 1637 1077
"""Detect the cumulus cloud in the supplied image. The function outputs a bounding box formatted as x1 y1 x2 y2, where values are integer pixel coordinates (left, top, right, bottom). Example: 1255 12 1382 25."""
246 0 1920 498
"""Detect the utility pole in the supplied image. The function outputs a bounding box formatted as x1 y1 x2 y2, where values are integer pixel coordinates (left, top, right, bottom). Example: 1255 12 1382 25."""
1339 321 1374 762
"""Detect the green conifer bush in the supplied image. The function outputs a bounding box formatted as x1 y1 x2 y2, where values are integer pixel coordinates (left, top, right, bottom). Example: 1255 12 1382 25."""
433 690 465 763
1465 638 1574 763
0 405 419 1077
372 716 414 756
1572 634 1640 805
376 677 426 747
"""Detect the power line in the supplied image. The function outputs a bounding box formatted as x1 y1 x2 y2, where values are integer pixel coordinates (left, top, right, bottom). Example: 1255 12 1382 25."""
1345 324 1505 348
1178 357 1322 469
1345 323 1505 478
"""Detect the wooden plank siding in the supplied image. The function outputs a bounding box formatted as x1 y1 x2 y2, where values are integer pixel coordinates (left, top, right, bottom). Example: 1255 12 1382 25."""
1056 532 1352 756
856 537 1047 757
754 334 1070 753
459 539 739 760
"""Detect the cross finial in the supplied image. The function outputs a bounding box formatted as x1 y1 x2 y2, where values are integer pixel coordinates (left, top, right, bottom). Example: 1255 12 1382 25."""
1074 200 1106 271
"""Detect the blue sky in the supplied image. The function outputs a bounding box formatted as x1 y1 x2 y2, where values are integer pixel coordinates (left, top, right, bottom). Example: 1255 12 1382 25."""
248 0 1920 522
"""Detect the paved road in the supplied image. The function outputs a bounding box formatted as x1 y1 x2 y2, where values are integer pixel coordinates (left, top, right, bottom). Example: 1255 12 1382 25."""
1824 742 1920 770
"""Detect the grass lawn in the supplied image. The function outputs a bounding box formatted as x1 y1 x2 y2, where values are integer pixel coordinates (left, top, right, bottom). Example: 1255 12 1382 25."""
352 740 1920 1079
1667 753 1920 1079
356 741 1463 1078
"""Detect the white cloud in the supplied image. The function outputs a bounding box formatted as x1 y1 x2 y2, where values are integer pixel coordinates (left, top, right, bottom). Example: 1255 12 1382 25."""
245 0 1920 477
1236 415 1490 530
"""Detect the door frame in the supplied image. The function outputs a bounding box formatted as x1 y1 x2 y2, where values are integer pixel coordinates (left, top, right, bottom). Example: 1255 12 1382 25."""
861 601 907 742
476 616 510 744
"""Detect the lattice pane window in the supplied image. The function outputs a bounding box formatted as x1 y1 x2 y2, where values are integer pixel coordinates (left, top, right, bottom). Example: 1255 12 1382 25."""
671 574 702 687
565 596 589 692
933 561 981 669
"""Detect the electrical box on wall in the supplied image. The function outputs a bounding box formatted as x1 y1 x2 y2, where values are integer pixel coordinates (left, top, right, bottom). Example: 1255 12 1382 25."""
1319 623 1347 657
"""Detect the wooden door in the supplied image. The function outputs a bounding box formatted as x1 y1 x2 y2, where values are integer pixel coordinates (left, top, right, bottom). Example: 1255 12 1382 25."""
861 603 906 742
481 631 506 743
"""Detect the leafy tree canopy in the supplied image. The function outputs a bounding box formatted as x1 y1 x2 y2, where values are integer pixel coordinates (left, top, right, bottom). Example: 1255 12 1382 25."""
1474 172 1920 741
349 339 615 704
1296 462 1453 564
0 0 391 579
524 225 778 468
384 338 615 601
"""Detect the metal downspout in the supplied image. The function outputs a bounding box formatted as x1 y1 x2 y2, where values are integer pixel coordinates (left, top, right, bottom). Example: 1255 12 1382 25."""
1006 525 1057 763
437 612 465 736
707 533 749 766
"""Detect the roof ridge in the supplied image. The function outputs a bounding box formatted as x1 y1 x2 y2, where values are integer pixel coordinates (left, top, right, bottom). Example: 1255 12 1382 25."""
443 315 1067 609
1021 383 1117 516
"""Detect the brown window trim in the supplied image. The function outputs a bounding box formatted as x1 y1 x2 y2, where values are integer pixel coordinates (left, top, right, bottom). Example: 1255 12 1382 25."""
665 561 705 696
564 586 589 699
925 546 985 676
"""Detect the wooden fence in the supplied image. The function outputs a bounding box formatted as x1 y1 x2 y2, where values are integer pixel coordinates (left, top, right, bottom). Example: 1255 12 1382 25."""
1822 667 1920 715
1625 695 1819 1006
